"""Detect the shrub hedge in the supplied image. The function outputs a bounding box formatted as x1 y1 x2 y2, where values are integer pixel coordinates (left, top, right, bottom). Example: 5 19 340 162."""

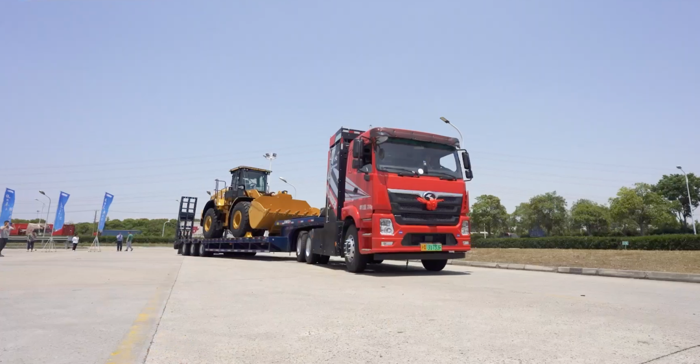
471 234 700 250
71 235 174 244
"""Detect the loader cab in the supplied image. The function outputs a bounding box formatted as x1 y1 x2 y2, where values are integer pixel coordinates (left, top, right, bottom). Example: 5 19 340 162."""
229 166 271 198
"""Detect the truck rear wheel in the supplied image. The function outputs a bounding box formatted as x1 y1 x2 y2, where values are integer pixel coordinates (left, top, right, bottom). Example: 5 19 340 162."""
230 202 253 238
305 232 319 264
296 231 308 262
421 259 448 272
199 243 212 257
191 243 200 256
344 225 368 273
203 208 224 239
182 243 191 256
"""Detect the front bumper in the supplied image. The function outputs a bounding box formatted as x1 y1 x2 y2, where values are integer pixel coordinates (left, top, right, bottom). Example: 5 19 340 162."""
364 214 471 254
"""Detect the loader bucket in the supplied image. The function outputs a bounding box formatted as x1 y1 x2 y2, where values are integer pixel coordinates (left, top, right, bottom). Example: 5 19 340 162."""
248 192 320 232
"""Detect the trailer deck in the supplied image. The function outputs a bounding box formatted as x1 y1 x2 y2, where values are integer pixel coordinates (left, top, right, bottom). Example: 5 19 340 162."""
174 197 324 256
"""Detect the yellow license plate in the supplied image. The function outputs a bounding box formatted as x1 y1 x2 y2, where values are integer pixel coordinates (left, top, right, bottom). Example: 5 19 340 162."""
420 243 442 252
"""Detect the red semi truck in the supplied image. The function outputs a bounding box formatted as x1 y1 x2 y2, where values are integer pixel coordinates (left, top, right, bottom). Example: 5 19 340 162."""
175 126 473 273
299 127 473 272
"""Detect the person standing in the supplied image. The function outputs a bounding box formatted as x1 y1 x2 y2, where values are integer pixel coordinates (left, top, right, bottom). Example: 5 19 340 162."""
71 235 79 251
0 221 15 257
27 230 37 252
126 232 134 251
116 233 123 252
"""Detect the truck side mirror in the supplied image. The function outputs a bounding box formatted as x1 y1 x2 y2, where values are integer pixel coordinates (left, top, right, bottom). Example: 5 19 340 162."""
352 139 363 159
464 169 473 180
359 165 372 174
461 151 472 170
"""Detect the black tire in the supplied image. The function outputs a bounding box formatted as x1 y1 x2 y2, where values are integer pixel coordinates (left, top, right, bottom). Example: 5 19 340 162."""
230 202 253 238
318 255 330 265
203 208 224 239
199 243 212 257
191 243 200 257
422 259 448 272
344 225 368 273
370 259 384 264
177 243 183 255
182 243 191 256
305 231 319 264
296 231 308 262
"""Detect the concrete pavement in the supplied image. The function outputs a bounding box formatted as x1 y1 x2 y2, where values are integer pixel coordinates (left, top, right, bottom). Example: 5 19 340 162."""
1 248 699 364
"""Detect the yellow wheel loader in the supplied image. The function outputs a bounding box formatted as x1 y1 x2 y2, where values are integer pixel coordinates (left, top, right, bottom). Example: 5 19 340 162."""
200 166 320 239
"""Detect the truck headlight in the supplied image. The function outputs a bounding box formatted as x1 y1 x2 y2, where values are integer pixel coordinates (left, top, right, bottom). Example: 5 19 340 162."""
461 221 470 236
380 219 394 235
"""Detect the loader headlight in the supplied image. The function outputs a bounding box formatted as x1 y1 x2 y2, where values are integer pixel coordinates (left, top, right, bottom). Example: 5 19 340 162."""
461 221 470 236
380 219 394 236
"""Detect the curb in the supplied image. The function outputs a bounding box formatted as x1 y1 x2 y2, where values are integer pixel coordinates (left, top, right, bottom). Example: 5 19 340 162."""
448 260 700 284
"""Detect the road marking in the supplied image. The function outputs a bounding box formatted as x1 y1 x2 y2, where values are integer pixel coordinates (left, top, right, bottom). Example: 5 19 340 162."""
106 260 183 364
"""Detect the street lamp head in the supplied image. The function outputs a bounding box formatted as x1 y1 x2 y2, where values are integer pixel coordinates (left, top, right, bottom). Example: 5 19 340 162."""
440 117 450 124
39 190 45 195
677 166 683 170
279 177 288 183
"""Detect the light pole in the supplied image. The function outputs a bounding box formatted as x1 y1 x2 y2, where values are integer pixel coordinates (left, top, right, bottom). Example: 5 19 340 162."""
440 117 464 147
263 153 277 171
36 199 45 223
677 166 697 235
162 221 170 237
38 191 51 237
279 177 297 197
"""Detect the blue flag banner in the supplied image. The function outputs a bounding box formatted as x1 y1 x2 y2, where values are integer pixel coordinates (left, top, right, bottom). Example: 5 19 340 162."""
0 188 15 223
53 191 70 233
98 193 114 233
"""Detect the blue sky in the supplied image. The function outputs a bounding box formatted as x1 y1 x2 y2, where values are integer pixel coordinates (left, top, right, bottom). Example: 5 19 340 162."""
2 0 699 224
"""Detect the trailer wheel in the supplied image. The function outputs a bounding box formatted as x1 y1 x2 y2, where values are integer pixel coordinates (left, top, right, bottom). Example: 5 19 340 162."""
191 243 200 257
305 232 319 264
182 243 191 256
177 243 183 255
421 259 448 272
229 202 253 238
318 255 330 264
199 243 212 257
203 209 224 239
295 232 308 262
344 225 368 273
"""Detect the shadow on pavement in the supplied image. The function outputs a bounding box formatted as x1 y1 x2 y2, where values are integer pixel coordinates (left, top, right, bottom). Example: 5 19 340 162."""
310 261 471 277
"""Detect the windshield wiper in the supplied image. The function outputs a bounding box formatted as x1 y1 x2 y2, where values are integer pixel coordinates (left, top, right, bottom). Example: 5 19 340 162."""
380 166 419 177
424 171 458 181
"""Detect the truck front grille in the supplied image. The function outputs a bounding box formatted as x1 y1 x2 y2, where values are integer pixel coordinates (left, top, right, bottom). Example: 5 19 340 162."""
388 189 462 226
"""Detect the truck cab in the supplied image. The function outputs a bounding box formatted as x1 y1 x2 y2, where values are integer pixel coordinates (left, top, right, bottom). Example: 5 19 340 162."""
304 127 473 273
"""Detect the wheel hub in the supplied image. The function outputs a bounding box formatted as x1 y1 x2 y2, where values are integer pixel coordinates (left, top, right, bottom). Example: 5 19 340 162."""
233 211 242 229
204 216 212 231
305 235 312 257
344 235 355 262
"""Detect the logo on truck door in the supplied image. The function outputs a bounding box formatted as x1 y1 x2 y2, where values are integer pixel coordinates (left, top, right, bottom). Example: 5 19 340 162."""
417 191 444 211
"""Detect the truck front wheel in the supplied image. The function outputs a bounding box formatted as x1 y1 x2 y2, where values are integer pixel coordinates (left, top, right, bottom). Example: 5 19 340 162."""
344 225 368 273
421 259 448 272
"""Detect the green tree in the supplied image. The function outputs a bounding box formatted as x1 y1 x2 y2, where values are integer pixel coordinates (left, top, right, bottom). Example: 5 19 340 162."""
570 199 611 236
509 202 533 235
609 183 675 235
528 191 568 236
653 173 700 229
470 195 509 236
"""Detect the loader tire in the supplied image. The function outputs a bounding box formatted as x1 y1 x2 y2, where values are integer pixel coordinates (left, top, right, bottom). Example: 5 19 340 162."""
203 208 224 239
230 202 253 238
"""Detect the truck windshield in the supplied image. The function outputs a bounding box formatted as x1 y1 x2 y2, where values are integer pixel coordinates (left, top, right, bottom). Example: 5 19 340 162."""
375 138 462 179
243 171 268 192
